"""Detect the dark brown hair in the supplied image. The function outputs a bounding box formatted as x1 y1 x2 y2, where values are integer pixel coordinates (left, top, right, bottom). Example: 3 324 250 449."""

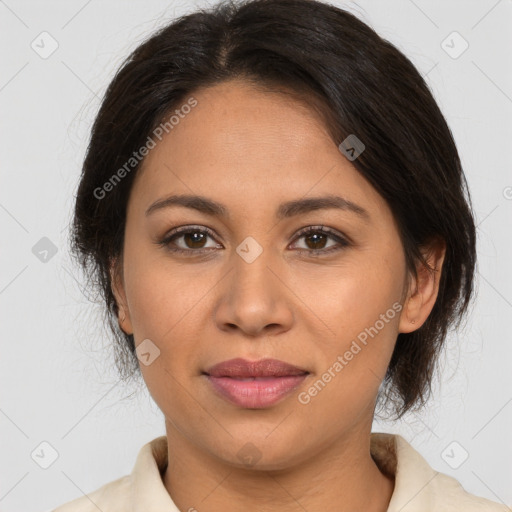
70 0 477 419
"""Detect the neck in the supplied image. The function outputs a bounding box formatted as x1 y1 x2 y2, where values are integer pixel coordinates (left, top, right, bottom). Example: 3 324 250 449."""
162 422 395 512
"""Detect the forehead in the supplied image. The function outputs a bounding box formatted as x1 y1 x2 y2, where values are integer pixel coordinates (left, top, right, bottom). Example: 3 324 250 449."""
130 80 389 220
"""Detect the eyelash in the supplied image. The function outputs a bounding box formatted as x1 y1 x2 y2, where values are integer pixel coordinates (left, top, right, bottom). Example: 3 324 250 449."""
156 225 351 257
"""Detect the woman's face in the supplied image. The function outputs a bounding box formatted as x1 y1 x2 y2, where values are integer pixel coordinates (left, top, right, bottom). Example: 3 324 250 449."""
113 79 426 469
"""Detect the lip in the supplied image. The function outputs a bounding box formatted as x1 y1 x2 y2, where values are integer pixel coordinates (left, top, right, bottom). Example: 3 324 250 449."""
205 358 308 378
203 358 309 409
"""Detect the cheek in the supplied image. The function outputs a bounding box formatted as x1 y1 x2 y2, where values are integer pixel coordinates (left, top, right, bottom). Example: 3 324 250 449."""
297 292 400 430
122 242 204 339
310 256 402 340
302 253 402 405
121 244 214 387
123 256 204 413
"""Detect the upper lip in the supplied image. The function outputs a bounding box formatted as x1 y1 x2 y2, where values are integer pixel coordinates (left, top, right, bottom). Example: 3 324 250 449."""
204 358 309 378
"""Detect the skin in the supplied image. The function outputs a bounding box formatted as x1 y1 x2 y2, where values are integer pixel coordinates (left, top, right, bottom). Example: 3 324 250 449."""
111 79 446 512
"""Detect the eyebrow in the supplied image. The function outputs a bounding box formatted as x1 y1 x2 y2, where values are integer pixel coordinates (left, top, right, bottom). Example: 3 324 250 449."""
145 194 370 221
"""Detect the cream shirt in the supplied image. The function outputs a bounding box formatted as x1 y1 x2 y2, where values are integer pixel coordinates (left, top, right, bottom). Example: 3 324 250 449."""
52 433 509 511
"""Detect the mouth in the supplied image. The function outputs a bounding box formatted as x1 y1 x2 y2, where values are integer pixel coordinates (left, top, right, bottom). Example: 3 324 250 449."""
203 358 310 409
204 357 309 378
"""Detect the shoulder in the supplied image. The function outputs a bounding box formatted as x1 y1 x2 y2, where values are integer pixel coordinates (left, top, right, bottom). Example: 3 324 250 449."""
371 432 510 512
50 435 170 511
430 470 510 511
51 475 131 512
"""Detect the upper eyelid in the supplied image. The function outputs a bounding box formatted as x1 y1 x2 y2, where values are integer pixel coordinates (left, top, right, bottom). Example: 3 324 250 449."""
164 224 218 240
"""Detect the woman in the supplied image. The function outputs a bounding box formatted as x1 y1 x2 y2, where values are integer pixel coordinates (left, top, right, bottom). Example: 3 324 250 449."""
53 0 508 510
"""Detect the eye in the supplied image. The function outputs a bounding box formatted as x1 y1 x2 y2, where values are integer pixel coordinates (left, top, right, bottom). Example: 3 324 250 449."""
156 224 351 256
157 225 221 255
289 225 350 255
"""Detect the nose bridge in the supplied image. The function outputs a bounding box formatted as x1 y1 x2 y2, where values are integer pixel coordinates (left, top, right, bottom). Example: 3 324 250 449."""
232 234 275 296
213 232 294 335
235 234 266 268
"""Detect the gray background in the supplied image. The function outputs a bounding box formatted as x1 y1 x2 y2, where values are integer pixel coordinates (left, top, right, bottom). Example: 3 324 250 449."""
1 0 511 510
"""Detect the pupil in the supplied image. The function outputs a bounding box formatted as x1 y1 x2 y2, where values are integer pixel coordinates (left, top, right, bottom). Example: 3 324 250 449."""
185 231 206 248
307 233 326 249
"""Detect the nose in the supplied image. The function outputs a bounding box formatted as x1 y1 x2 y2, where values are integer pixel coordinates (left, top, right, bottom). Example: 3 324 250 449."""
213 243 294 338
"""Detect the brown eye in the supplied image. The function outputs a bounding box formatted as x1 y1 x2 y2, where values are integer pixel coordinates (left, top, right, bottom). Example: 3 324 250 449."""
181 230 208 249
157 224 350 257
157 226 220 255
304 232 329 250
291 226 350 255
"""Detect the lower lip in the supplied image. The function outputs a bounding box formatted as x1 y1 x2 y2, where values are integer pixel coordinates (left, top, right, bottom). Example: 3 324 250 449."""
205 374 308 409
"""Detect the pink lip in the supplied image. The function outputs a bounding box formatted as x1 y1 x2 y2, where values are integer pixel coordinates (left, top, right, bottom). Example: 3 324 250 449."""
203 358 309 409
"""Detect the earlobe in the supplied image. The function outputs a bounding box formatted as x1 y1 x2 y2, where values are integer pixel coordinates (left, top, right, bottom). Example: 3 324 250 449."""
109 258 134 336
398 238 446 334
117 306 133 336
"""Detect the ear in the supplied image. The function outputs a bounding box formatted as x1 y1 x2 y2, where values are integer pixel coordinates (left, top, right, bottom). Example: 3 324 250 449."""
110 258 133 336
398 237 446 334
